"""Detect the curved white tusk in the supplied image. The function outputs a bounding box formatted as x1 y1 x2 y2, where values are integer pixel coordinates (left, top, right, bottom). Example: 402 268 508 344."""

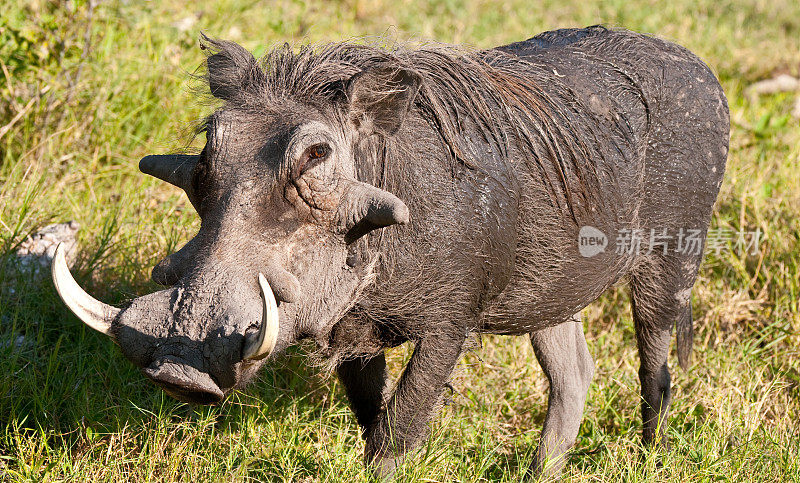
51 243 119 339
243 273 280 361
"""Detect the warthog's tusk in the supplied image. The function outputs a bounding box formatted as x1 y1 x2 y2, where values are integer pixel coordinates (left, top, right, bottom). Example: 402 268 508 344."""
51 243 119 339
243 273 280 361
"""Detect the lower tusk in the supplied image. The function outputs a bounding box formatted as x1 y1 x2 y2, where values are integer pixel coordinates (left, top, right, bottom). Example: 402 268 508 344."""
51 243 119 339
243 273 280 361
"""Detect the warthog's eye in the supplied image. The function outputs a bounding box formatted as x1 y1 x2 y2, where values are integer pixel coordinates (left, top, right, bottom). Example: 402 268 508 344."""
298 143 330 174
308 144 329 160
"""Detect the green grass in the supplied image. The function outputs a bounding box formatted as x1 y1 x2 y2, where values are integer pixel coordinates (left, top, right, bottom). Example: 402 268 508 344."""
1 0 799 481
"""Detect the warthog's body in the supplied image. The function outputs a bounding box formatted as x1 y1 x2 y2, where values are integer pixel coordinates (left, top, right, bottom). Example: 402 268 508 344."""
55 26 728 476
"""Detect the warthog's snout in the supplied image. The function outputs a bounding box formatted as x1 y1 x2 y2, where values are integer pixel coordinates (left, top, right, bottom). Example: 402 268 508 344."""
52 244 283 403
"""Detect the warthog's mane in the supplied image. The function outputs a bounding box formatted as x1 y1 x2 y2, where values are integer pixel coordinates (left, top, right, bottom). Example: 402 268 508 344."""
199 36 613 221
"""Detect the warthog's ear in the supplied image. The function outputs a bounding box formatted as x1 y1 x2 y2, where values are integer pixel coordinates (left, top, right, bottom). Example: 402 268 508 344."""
346 65 422 136
139 154 200 210
201 34 260 101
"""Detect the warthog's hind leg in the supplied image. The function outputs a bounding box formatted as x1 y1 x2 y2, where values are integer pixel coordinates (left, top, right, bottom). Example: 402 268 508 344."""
529 314 594 477
629 253 699 445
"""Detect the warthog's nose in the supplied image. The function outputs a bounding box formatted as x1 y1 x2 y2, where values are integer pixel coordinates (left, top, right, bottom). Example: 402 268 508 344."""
143 357 224 404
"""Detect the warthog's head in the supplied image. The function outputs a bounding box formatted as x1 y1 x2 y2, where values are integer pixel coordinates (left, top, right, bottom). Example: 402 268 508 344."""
53 38 421 404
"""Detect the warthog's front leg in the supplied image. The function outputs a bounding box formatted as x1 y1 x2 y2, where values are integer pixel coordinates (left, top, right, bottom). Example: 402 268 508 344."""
529 315 594 477
353 330 466 478
337 353 388 436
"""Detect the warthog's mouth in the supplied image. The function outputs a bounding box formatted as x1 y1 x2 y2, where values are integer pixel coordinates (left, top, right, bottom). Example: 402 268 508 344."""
143 357 225 404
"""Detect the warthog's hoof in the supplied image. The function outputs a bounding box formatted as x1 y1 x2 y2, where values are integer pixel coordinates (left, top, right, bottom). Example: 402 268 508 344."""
366 453 402 481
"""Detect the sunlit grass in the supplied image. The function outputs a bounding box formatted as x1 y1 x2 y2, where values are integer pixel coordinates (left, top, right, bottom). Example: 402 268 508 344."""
1 0 798 481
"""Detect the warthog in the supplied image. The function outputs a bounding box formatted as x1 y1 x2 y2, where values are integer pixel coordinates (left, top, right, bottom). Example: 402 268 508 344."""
53 26 728 477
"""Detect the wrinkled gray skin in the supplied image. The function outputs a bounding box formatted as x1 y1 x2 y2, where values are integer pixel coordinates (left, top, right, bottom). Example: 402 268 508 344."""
104 26 728 478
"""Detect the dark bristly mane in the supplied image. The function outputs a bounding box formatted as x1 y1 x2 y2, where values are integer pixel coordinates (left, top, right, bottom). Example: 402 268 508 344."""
201 37 610 221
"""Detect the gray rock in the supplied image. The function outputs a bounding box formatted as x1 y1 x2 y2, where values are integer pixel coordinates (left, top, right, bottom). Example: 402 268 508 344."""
14 221 80 277
746 74 800 97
